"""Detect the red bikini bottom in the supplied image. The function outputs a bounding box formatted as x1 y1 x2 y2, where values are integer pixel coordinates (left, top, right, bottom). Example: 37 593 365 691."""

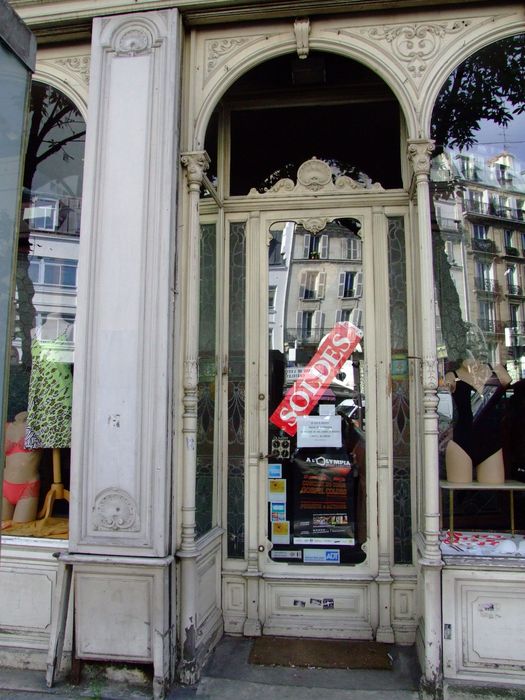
2 479 40 506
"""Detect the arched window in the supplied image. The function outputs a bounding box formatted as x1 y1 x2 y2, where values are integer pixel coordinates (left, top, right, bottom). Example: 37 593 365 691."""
3 81 85 537
430 35 525 542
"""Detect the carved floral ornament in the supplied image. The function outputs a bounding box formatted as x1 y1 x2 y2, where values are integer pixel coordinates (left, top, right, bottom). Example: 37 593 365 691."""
363 20 472 79
205 36 264 81
248 157 383 197
93 488 139 531
55 56 91 86
408 140 435 177
181 151 210 191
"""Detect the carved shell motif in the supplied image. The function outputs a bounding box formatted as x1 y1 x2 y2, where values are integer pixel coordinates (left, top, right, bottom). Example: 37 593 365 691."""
93 488 139 531
248 157 383 196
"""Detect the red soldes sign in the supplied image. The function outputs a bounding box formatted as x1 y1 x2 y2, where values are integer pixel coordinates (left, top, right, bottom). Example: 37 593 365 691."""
270 322 363 436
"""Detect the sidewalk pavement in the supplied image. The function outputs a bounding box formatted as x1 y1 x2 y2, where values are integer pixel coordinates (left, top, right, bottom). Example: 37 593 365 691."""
0 636 421 699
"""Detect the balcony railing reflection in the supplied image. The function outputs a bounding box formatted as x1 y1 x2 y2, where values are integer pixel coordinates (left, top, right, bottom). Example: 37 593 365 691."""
474 277 500 293
285 327 325 344
471 237 498 253
466 201 525 222
505 246 520 257
477 319 506 334
437 217 464 233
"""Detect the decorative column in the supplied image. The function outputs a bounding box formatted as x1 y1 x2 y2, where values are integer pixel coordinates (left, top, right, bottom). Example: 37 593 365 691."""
177 151 210 684
63 11 181 699
407 139 443 696
372 206 395 644
243 210 262 637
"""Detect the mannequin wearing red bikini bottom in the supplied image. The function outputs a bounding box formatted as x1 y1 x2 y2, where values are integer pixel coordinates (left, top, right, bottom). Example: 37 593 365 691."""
2 412 42 528
444 357 511 484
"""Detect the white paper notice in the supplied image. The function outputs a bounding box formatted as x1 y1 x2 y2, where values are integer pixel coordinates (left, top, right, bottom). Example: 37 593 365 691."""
296 414 342 448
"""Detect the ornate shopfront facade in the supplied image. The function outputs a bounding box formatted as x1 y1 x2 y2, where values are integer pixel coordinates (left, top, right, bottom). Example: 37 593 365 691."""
2 1 525 698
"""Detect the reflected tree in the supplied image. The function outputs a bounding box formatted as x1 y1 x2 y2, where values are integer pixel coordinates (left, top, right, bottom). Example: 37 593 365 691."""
430 34 525 361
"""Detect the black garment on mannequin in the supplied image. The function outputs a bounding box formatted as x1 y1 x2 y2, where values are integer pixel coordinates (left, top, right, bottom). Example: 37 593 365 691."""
451 367 506 465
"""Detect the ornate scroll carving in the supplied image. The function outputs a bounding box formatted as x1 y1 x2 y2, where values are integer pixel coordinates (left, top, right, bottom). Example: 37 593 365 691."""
93 488 139 531
299 217 331 234
181 151 210 192
248 157 383 196
205 37 256 80
294 18 310 59
407 140 435 178
421 357 439 392
365 20 471 79
56 56 91 85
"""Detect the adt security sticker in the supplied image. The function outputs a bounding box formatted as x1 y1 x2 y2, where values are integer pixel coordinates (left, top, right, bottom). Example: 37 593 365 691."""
303 548 340 564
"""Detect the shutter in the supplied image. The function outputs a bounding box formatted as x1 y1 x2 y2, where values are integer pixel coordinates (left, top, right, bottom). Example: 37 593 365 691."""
313 310 325 331
350 308 363 328
299 271 307 299
335 309 342 323
303 234 311 259
296 311 303 339
320 234 328 259
338 272 346 298
317 272 326 299
341 238 348 259
354 272 363 298
349 238 361 260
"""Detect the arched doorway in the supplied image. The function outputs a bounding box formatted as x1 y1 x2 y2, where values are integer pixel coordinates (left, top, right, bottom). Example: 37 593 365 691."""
190 50 415 645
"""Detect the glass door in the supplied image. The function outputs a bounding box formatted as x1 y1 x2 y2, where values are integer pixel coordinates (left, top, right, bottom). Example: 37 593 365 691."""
260 212 374 569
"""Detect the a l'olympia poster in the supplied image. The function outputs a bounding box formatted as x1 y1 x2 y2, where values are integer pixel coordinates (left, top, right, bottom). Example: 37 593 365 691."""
292 450 355 547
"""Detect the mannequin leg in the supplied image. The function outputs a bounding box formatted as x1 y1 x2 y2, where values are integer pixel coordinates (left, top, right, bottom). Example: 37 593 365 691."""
13 495 39 523
476 449 505 484
445 440 473 483
1 497 14 529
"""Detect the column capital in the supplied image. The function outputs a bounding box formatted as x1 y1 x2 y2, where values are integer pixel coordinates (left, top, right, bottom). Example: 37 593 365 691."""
181 150 210 191
407 139 435 178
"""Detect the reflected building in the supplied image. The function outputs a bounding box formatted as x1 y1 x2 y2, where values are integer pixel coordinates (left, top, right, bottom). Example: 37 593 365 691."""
432 148 525 378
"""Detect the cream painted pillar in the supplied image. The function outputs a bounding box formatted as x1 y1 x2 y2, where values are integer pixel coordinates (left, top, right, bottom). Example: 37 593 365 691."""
407 139 443 695
373 205 395 644
177 151 210 684
64 11 181 698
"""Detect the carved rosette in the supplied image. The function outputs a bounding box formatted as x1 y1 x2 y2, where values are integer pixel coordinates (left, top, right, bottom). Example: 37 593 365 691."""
181 151 210 192
55 56 91 86
248 157 383 196
364 20 471 79
407 140 435 178
93 488 139 531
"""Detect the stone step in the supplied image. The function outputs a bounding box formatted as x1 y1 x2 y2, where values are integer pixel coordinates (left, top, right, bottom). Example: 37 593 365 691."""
195 677 420 700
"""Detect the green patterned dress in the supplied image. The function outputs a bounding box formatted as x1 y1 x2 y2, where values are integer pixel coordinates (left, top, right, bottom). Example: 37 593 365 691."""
24 337 73 449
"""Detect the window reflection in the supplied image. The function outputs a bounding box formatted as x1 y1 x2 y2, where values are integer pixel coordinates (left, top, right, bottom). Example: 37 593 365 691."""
431 33 525 541
3 82 85 536
267 219 366 565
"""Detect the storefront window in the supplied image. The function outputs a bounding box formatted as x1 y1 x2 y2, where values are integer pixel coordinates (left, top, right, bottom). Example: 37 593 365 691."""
3 82 85 538
431 34 525 553
196 222 217 537
388 216 412 563
0 38 31 484
227 221 246 558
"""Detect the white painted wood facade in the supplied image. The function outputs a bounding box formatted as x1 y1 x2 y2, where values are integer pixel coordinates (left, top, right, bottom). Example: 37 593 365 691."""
2 2 525 699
